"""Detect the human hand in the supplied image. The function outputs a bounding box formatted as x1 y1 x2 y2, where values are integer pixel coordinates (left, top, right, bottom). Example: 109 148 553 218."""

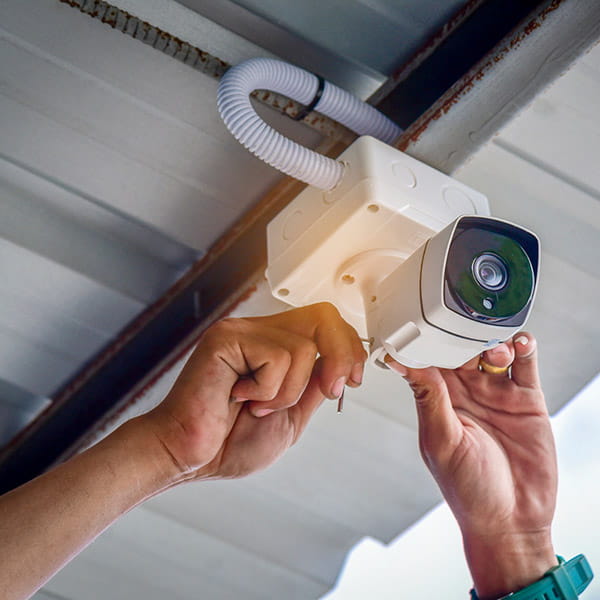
140 303 366 484
386 334 558 599
0 303 365 600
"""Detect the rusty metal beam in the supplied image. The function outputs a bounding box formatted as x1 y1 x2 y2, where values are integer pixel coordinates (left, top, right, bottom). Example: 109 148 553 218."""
374 0 542 128
368 0 488 106
395 0 600 174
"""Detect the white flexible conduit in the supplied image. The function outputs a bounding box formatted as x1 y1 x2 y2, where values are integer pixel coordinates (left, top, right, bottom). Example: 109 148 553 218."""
217 58 402 190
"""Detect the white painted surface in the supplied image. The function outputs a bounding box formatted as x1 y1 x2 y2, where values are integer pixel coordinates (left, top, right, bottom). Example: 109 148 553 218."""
0 154 195 303
217 0 466 77
44 507 328 600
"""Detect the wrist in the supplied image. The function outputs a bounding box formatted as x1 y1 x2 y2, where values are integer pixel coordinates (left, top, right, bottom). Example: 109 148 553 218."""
111 416 185 493
463 529 557 599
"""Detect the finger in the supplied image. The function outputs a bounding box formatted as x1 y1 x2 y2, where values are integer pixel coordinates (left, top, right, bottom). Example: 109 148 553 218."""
384 356 463 464
249 303 367 397
346 358 367 388
227 334 292 402
457 342 514 372
311 306 367 398
288 371 327 442
457 354 483 371
244 334 318 416
481 342 515 371
510 332 541 389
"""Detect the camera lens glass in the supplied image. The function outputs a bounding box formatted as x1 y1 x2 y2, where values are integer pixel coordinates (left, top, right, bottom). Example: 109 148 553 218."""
472 253 508 291
445 224 535 323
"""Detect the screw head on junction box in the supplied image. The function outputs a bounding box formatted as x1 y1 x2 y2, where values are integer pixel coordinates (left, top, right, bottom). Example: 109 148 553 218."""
265 136 539 369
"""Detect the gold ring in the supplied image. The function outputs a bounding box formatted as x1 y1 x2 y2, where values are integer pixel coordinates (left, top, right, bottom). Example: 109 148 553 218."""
479 358 510 375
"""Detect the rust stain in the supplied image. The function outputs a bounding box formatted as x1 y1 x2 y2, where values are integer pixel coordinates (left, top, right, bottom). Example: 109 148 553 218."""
393 0 485 82
396 0 569 151
56 0 345 139
370 0 486 104
73 282 261 449
57 0 227 80
7 265 259 458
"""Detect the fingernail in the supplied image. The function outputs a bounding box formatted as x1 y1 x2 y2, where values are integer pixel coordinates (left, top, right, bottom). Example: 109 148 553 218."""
253 408 275 418
515 335 529 346
488 345 508 355
231 396 248 403
331 376 346 398
350 363 364 385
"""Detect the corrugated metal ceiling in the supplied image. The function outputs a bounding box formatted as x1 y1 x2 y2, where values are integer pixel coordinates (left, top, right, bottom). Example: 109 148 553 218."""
1 1 599 598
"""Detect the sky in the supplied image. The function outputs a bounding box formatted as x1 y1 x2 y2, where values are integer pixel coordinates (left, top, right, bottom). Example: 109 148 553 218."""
322 373 600 599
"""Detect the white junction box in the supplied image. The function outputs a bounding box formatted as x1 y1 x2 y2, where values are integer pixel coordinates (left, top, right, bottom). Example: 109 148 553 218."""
266 136 490 339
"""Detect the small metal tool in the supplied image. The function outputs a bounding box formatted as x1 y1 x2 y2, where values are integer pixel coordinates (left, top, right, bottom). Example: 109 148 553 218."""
337 388 345 414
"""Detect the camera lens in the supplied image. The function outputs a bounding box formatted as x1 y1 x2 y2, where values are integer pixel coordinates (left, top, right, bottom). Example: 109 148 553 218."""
444 221 536 324
472 253 508 291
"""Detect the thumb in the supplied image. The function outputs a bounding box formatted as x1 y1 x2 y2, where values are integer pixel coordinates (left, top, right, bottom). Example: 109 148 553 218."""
385 357 463 465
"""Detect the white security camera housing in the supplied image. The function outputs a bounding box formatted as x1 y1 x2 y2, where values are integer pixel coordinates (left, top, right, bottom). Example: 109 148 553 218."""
368 215 539 369
266 136 539 369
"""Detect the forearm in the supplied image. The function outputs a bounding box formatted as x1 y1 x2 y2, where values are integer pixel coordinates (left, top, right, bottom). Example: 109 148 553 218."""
463 529 557 599
0 417 177 600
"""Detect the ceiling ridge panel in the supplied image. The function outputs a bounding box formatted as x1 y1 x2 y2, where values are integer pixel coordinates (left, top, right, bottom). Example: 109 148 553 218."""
0 93 241 249
139 501 337 587
144 484 364 585
0 155 197 303
47 505 328 599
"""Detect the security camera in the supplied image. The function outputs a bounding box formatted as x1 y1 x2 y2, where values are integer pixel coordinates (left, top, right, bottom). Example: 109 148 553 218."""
367 215 539 369
265 136 540 369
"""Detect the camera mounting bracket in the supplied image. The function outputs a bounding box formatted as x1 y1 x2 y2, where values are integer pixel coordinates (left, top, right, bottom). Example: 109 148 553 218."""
265 136 490 338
